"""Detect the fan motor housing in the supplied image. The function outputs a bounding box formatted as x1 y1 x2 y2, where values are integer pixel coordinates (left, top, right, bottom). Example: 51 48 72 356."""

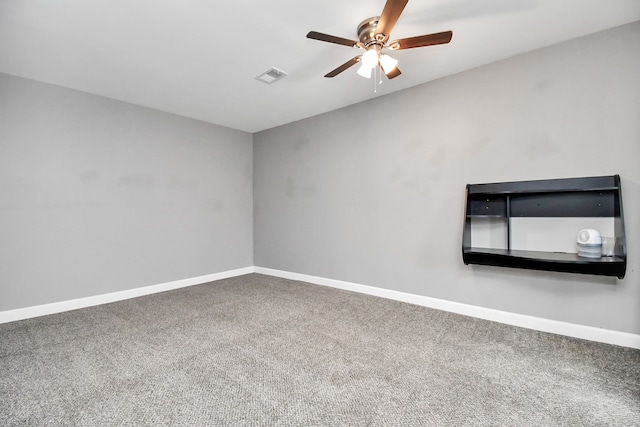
357 16 381 47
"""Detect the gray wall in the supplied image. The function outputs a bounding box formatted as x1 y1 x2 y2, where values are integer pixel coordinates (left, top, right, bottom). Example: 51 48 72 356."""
0 73 253 311
254 22 640 334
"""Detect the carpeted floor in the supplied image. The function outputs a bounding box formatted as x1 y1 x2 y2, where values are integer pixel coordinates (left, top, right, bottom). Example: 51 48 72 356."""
1 273 639 425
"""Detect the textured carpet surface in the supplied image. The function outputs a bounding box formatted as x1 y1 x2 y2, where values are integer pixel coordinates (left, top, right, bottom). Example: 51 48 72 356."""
1 273 639 426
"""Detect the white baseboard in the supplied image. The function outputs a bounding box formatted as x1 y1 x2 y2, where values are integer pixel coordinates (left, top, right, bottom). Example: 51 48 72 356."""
254 267 640 349
0 267 255 324
3 265 638 349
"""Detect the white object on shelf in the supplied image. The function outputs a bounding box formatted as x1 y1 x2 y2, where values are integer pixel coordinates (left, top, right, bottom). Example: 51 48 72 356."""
577 229 602 258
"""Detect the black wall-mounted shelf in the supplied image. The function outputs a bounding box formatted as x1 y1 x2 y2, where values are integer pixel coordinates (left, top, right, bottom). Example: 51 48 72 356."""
462 175 626 278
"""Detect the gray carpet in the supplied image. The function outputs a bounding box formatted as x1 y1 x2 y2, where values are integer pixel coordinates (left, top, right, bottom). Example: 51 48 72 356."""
1 273 639 426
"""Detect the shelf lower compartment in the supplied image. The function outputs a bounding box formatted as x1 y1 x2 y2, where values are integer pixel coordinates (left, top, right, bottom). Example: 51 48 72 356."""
463 247 626 278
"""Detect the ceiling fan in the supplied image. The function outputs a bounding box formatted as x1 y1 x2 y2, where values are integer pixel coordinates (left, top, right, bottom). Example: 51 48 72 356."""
306 0 452 79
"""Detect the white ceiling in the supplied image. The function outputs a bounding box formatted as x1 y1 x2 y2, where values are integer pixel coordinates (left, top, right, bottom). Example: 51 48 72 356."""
1 0 639 133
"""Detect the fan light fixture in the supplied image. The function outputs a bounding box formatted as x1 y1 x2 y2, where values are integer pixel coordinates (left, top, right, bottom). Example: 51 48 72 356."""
357 48 397 79
379 54 398 75
356 48 379 78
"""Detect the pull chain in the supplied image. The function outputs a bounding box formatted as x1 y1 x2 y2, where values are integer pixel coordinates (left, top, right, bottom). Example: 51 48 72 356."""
373 66 383 94
373 66 377 94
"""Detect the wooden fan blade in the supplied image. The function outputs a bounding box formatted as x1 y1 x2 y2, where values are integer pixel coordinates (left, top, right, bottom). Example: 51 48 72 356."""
325 56 361 78
376 0 409 42
384 66 402 79
307 31 359 48
390 31 453 50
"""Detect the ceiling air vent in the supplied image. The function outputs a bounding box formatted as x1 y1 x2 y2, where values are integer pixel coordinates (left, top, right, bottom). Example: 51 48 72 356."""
255 67 288 84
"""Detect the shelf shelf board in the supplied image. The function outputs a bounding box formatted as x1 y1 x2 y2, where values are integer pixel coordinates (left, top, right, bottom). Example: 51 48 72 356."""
462 247 625 278
467 186 619 196
466 176 621 196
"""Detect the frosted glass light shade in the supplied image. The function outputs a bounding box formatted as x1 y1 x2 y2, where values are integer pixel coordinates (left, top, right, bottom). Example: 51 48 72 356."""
357 48 379 78
379 54 398 74
361 48 379 68
357 63 373 78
